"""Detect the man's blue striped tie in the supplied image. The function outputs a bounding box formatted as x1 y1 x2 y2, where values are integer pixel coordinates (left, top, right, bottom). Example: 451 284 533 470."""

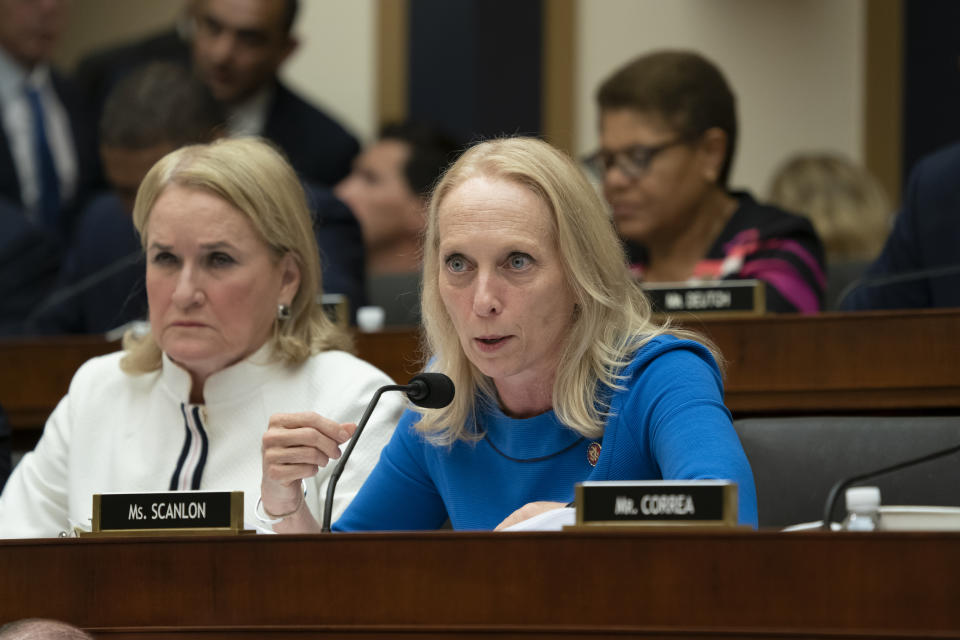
25 85 61 228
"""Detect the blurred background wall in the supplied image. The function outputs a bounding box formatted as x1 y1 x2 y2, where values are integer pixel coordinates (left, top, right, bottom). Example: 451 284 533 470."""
52 0 942 204
575 0 865 196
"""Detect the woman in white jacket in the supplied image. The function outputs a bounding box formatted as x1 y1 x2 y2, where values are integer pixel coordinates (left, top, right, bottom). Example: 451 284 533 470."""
0 138 402 537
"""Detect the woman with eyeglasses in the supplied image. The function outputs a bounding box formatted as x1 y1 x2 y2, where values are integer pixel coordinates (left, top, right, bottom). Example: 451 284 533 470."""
589 50 825 313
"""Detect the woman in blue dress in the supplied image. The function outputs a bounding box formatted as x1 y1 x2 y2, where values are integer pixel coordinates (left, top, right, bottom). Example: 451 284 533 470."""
260 136 758 531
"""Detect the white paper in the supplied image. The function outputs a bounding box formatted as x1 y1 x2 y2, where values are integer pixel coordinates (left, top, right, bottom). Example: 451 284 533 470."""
501 507 576 532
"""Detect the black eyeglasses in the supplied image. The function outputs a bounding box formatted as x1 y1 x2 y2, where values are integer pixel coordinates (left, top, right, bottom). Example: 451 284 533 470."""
584 139 688 180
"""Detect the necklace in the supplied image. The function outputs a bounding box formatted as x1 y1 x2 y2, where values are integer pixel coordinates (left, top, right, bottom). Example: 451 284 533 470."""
482 433 585 463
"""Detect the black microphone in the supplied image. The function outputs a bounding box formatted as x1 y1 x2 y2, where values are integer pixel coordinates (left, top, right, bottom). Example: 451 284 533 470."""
320 372 455 532
836 263 960 309
822 441 960 529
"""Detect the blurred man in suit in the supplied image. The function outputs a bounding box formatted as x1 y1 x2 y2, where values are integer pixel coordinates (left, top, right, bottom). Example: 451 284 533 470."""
29 62 366 334
72 1 196 122
842 141 960 310
192 0 359 187
335 122 460 325
0 0 93 330
0 195 60 334
0 0 99 236
26 63 222 334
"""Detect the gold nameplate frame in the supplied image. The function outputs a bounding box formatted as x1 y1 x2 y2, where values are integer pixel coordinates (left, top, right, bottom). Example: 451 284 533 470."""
85 491 246 537
644 279 766 318
572 480 739 529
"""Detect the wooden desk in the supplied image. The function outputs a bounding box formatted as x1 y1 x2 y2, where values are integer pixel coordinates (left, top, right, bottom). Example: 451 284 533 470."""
688 308 960 414
0 330 423 443
2 309 959 438
1 530 958 638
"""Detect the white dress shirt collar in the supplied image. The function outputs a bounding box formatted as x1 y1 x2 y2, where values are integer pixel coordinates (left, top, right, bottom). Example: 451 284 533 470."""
226 83 274 138
160 341 286 405
0 46 29 106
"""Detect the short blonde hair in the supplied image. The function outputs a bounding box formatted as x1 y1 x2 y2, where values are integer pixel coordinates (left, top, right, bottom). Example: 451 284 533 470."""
418 137 716 444
121 137 351 374
768 153 892 263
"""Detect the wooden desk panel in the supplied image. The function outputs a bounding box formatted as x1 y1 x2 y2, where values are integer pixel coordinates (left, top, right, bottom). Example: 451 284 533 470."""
1 530 959 638
354 327 423 384
689 308 960 413
2 310 959 436
0 330 424 436
0 335 121 434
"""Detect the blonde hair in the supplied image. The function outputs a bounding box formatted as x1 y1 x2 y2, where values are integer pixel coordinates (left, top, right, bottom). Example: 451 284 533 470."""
121 137 351 374
418 137 717 445
768 153 892 263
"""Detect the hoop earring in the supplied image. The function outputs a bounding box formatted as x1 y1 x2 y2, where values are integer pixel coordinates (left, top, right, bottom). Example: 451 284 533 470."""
277 303 291 320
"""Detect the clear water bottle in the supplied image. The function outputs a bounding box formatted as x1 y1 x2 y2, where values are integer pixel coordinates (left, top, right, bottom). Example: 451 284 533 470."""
842 486 882 531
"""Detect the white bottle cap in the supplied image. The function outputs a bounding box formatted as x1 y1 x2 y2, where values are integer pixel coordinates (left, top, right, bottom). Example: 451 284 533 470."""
356 305 386 332
845 486 881 512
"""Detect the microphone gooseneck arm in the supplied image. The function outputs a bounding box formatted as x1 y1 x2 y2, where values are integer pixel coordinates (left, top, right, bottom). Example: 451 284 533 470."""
321 383 406 533
835 263 960 309
821 441 960 529
319 373 455 533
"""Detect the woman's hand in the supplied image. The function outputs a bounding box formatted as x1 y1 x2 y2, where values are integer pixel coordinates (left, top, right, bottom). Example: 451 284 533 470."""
494 501 568 531
260 412 356 518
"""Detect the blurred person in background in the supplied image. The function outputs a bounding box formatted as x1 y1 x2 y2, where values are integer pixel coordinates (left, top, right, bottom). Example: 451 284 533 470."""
0 0 100 329
191 0 358 187
335 122 461 326
73 0 197 121
0 195 60 334
767 152 892 309
0 0 100 236
26 62 225 334
841 141 960 310
590 50 825 313
27 62 365 335
78 0 357 188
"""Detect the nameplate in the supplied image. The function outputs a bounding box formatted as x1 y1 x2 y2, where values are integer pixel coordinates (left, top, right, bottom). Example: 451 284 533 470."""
89 491 244 536
320 293 350 328
573 480 738 528
643 280 765 316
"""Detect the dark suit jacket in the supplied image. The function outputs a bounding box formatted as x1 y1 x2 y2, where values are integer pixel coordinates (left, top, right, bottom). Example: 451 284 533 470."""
305 182 367 320
843 142 960 310
0 69 102 238
29 192 144 335
74 34 356 189
30 185 366 334
72 27 191 123
0 197 61 335
264 82 359 188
